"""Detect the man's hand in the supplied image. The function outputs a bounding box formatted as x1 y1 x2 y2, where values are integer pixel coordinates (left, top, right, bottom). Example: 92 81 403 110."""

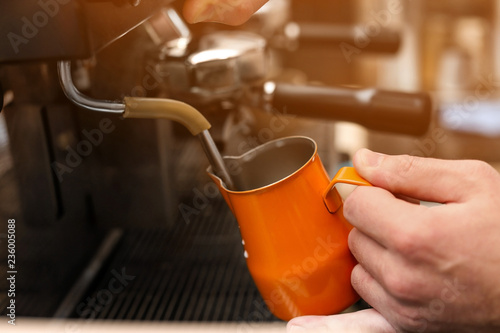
289 149 500 332
183 0 269 25
288 309 394 333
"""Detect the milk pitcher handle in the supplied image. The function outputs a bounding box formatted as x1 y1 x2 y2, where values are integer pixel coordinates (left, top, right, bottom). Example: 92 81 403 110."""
323 167 372 214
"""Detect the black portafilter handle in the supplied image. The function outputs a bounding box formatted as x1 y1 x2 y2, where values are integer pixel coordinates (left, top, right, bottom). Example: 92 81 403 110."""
270 83 432 136
289 23 401 54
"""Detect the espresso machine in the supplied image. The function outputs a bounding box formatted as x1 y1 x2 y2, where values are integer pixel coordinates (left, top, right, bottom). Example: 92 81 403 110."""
0 0 433 330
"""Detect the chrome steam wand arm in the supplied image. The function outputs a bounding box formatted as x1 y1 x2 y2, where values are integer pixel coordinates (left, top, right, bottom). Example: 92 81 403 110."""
57 61 125 113
57 61 235 190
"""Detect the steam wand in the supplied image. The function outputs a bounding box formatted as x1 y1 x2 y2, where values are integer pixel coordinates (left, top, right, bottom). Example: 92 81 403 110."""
57 61 235 190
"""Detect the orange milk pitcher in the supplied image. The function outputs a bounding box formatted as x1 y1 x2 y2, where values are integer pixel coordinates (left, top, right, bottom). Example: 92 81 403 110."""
207 136 371 321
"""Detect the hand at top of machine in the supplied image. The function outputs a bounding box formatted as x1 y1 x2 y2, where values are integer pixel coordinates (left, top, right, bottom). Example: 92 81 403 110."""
182 0 269 25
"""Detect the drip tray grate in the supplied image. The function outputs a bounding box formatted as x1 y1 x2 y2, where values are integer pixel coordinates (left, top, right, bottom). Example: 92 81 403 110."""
69 198 280 322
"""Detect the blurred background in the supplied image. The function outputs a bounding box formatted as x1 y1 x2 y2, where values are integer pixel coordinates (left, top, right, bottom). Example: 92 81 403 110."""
1 0 500 331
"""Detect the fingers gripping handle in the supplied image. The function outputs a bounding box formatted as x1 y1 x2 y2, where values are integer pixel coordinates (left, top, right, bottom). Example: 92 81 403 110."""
323 167 372 214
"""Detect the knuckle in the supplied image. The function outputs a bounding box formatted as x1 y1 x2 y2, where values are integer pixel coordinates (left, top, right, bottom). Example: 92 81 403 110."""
464 160 500 196
394 154 420 180
383 271 414 300
390 218 436 260
457 160 496 185
395 307 427 332
391 228 420 256
469 160 498 180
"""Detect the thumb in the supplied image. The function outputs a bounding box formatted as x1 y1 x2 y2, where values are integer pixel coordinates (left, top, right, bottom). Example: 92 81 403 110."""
352 148 483 203
183 0 269 25
287 309 395 333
